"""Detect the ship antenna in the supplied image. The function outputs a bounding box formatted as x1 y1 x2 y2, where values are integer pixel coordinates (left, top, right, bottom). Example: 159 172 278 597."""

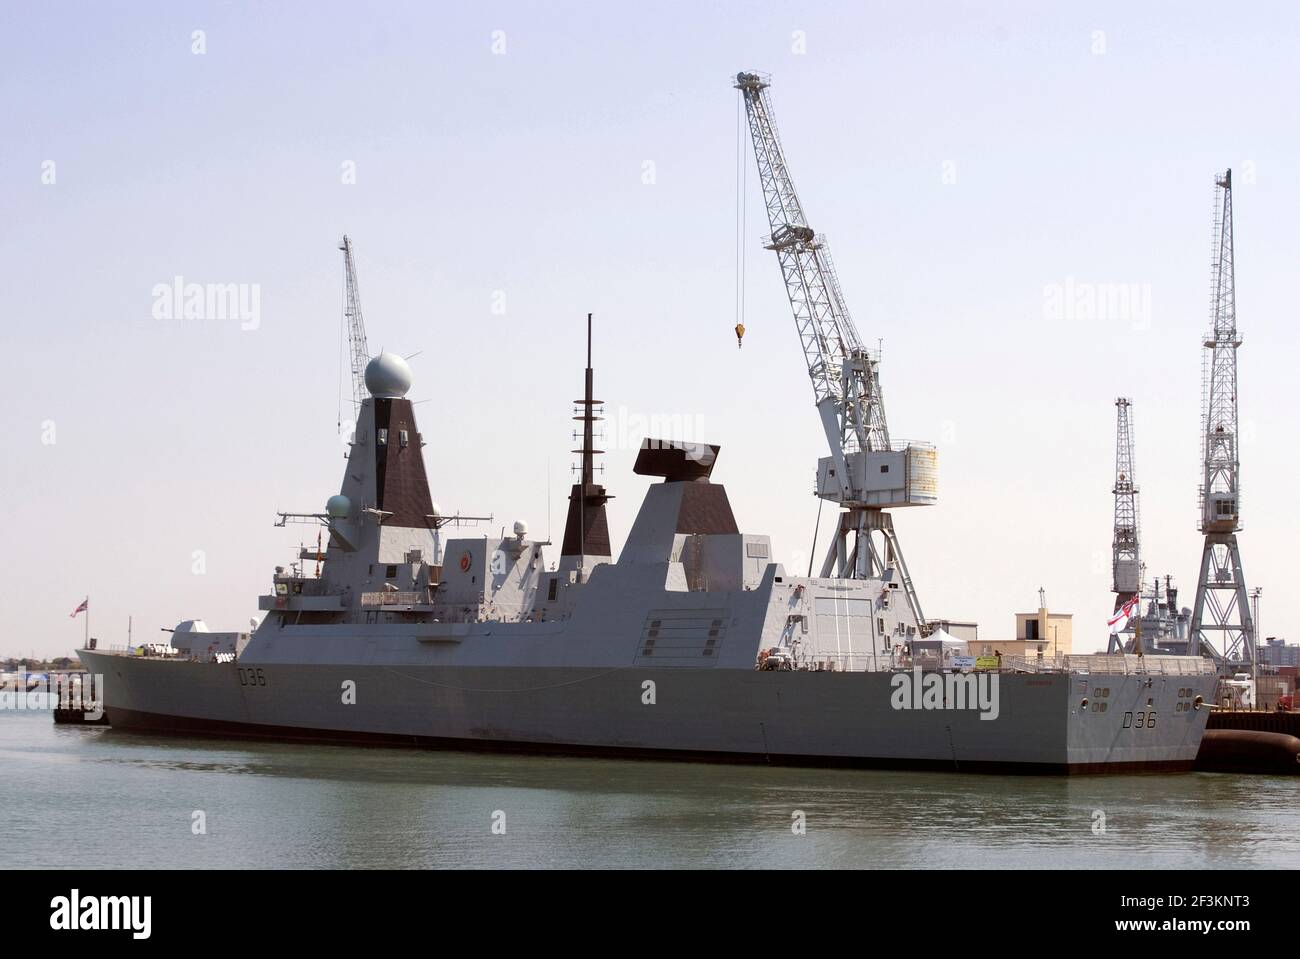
578 313 594 566
582 313 595 488
559 312 611 574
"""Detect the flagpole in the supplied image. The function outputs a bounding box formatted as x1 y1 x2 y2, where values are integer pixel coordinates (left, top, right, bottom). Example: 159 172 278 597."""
84 596 89 648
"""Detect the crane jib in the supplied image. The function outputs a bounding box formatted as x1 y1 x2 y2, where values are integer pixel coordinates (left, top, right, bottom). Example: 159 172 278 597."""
735 69 935 625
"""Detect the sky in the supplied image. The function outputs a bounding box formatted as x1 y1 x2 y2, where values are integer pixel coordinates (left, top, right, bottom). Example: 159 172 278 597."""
1 1 1297 658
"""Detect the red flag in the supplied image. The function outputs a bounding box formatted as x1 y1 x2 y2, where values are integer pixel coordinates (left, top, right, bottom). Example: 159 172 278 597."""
69 598 88 618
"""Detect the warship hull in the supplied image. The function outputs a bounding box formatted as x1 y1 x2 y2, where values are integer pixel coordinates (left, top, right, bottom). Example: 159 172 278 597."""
79 651 1216 773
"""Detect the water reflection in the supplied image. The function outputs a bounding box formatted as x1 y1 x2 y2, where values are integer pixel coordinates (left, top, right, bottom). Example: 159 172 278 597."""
3 712 1295 869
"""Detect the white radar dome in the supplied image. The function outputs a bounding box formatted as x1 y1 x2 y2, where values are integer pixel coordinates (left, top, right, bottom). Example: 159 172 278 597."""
513 520 529 538
326 494 352 518
364 352 413 399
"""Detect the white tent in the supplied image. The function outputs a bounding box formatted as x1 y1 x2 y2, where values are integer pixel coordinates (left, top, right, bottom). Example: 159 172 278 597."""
913 628 970 664
926 627 965 647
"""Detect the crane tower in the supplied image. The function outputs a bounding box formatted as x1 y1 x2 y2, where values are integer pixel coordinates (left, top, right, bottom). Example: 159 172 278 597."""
735 72 935 625
1190 170 1255 670
1107 398 1140 654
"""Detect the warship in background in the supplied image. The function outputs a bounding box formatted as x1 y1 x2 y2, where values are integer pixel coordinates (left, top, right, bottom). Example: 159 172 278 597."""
1106 398 1196 657
1116 575 1194 656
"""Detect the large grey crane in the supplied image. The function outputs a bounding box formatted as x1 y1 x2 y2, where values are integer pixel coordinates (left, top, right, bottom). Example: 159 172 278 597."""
339 235 371 419
734 71 935 625
1190 170 1255 670
1107 397 1141 653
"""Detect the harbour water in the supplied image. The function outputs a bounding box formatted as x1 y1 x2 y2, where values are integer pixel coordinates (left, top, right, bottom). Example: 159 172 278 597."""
3 705 1296 869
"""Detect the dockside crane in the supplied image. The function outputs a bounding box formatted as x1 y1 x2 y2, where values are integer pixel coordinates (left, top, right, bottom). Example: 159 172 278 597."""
734 71 936 626
339 235 371 421
1190 170 1255 670
1108 397 1141 653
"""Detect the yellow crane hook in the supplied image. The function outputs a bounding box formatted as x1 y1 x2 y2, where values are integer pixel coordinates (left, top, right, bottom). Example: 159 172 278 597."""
734 322 745 349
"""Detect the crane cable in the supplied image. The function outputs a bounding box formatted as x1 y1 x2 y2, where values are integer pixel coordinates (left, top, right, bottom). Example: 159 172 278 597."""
337 264 346 437
735 90 746 348
808 495 824 578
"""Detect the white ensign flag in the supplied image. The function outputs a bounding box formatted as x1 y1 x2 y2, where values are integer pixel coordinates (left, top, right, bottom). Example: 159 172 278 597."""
1108 594 1139 634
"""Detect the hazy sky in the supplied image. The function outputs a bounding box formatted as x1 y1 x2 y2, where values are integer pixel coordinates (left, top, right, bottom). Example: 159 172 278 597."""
3 1 1297 658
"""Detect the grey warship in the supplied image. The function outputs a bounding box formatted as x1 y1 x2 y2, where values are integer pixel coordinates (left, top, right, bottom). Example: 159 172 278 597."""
79 314 1216 773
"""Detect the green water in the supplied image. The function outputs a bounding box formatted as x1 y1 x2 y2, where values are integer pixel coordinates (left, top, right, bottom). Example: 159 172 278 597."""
2 706 1295 869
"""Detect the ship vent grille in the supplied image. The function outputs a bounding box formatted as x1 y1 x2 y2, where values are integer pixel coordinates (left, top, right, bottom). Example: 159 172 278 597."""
635 609 727 667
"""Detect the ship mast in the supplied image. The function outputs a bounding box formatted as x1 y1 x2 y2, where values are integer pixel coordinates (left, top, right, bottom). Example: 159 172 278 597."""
559 314 612 577
579 315 596 489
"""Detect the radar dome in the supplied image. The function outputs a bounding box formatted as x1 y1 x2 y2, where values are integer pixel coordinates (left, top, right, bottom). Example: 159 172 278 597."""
364 352 412 399
326 494 351 519
513 520 529 539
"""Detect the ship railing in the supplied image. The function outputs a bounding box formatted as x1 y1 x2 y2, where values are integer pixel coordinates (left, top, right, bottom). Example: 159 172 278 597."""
1000 654 1215 676
360 590 426 607
189 649 237 664
275 577 331 597
102 643 185 658
779 651 1216 676
101 643 236 663
773 651 897 672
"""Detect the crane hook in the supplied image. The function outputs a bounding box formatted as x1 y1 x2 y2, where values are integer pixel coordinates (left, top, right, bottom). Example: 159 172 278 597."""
735 322 745 349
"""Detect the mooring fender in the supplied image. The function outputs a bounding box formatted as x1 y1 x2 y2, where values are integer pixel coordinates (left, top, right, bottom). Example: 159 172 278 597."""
1196 729 1300 775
